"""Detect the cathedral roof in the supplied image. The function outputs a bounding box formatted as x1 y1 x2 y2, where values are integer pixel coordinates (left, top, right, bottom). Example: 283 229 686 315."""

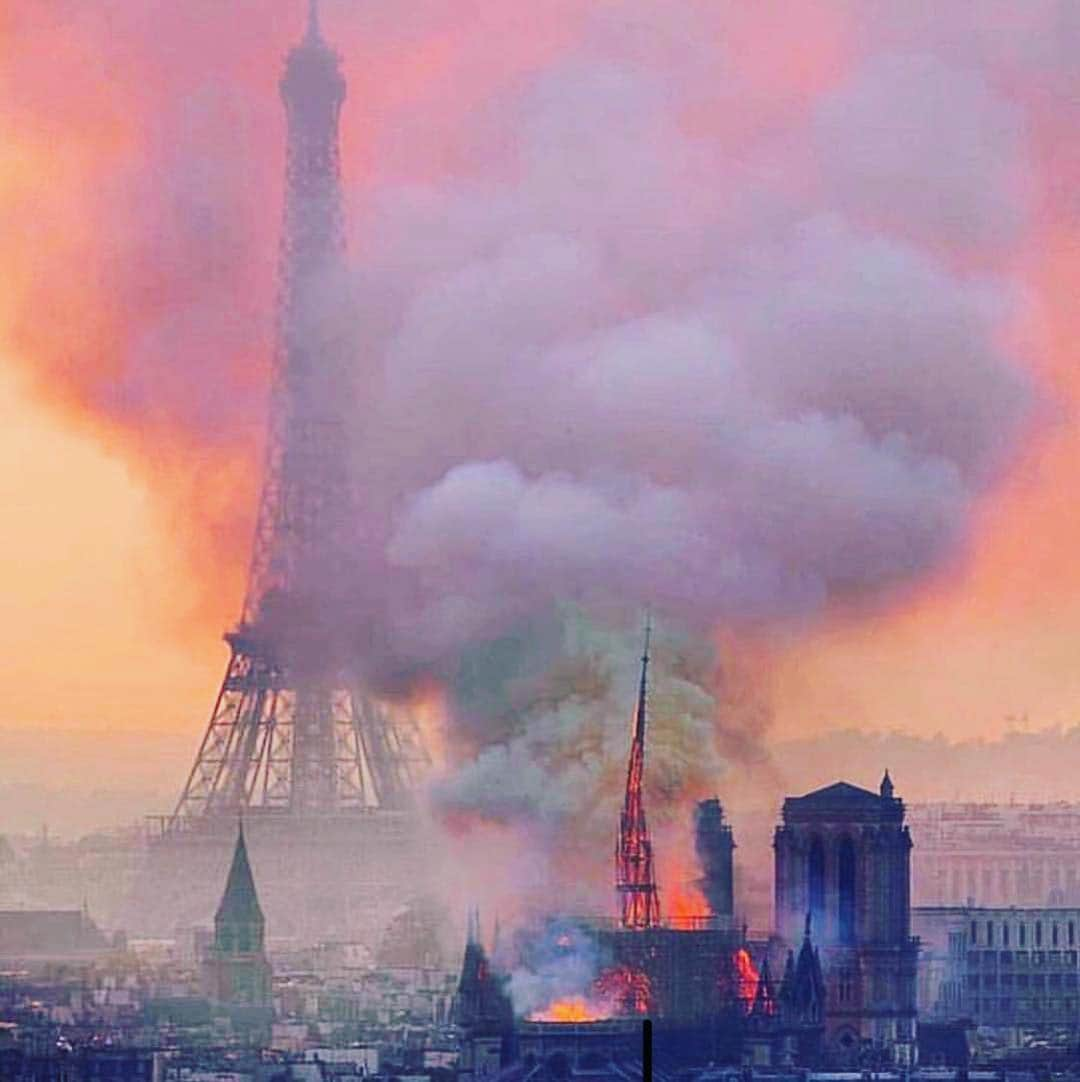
781 779 904 824
216 824 264 927
797 781 881 804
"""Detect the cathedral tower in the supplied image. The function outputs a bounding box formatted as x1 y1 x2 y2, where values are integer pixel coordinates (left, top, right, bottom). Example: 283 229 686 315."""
773 774 918 1066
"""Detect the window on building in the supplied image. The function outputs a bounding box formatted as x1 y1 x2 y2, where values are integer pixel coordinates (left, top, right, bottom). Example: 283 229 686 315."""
809 836 825 932
987 920 994 946
1070 922 1076 947
971 920 979 946
1054 924 1060 947
838 837 856 945
1037 921 1043 947
1004 924 1010 947
1020 925 1027 946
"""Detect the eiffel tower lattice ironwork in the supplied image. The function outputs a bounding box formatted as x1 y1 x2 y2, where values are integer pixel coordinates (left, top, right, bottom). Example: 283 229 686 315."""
171 1 429 825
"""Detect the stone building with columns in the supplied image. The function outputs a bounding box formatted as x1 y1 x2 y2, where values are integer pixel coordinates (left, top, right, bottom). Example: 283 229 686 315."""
908 801 1080 908
773 774 919 1066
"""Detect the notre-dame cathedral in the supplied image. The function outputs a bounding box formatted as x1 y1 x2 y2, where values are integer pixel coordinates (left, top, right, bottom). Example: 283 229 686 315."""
773 773 919 1066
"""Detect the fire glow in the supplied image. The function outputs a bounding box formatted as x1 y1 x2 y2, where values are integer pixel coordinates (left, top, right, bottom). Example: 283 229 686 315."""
529 996 606 1023
666 883 709 923
527 965 651 1023
732 948 760 1011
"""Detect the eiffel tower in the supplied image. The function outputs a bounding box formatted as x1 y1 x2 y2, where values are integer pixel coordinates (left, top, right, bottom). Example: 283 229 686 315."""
136 2 433 945
173 0 428 825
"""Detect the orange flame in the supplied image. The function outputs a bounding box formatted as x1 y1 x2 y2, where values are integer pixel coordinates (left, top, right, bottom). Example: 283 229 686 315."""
666 884 709 922
529 996 607 1023
593 965 652 1015
528 965 652 1022
733 948 760 1008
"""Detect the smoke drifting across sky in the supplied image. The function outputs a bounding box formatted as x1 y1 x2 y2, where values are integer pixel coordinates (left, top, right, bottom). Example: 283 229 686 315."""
2 1 1077 905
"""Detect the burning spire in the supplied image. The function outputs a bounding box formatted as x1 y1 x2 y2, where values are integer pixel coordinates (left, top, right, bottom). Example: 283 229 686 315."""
615 619 661 929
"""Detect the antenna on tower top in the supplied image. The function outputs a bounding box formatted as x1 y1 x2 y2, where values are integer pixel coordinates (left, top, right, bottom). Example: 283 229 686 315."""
307 0 322 41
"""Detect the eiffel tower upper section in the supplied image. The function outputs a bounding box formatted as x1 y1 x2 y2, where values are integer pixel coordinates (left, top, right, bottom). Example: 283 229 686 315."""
245 0 350 646
170 2 429 827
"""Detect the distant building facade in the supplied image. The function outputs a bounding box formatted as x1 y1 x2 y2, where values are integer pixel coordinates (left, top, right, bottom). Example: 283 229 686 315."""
0 907 109 963
774 775 919 1066
915 904 1080 1047
909 802 1080 908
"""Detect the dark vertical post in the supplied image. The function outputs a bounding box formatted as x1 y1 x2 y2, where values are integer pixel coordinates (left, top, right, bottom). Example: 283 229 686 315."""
642 1019 652 1082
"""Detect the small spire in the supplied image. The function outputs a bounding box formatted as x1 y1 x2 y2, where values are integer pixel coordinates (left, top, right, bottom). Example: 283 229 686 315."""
880 769 894 800
804 910 812 941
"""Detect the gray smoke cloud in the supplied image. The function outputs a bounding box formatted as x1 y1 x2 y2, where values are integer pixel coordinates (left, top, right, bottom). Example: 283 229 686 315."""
328 18 1034 694
505 917 610 1018
319 2 1037 848
4 1 1057 891
426 609 721 869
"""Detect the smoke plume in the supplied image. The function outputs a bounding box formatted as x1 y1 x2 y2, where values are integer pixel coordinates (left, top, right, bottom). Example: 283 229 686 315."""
3 0 1072 916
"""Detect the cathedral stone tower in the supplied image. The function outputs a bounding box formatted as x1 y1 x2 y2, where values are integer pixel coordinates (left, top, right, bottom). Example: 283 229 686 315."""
202 824 273 1018
773 774 918 1067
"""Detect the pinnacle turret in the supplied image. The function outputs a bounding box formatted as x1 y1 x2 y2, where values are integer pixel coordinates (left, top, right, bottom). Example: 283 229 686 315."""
880 769 894 800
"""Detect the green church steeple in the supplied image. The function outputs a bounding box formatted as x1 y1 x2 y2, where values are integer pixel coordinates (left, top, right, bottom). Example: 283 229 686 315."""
215 822 265 947
204 823 272 1011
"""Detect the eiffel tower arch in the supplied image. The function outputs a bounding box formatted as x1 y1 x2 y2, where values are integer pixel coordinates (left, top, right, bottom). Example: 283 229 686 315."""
129 2 435 947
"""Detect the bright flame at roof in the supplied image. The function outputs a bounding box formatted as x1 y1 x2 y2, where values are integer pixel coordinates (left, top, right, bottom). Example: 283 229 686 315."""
529 996 607 1023
733 948 759 1010
528 965 651 1022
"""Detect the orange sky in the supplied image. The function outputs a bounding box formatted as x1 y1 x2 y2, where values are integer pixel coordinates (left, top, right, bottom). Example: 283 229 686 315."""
2 1 1080 818
0 362 224 736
